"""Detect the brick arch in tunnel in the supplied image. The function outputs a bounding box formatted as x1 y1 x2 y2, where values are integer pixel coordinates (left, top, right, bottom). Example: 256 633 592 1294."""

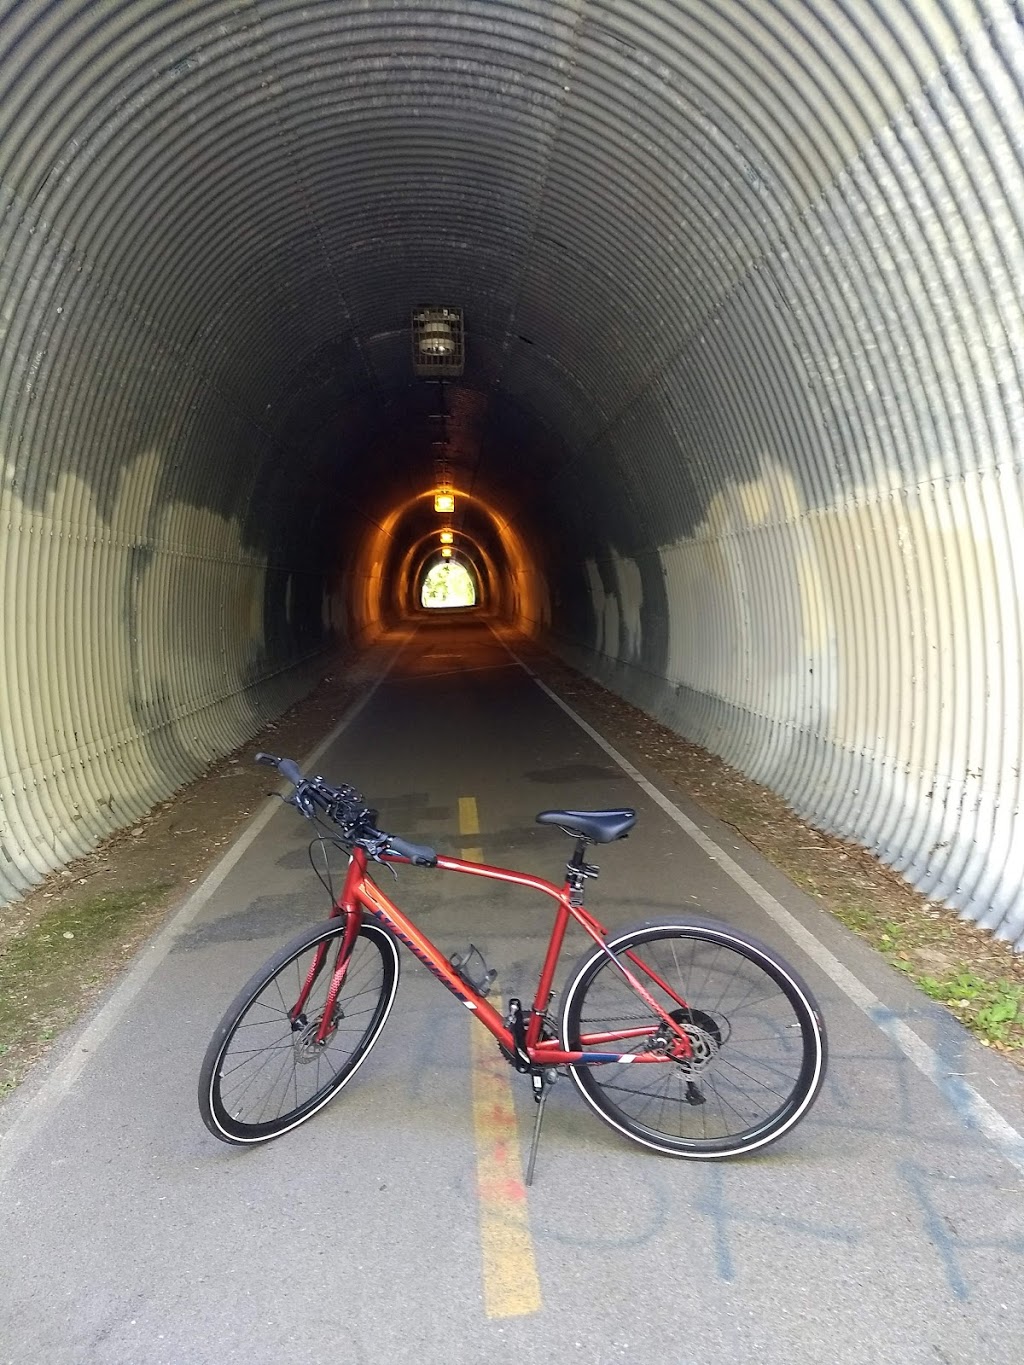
1 2 1024 945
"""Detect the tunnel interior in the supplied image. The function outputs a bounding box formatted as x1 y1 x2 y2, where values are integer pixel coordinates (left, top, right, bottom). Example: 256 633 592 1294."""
1 1 1023 945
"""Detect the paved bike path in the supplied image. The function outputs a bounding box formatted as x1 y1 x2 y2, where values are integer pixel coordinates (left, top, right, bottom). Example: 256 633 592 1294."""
2 621 1023 1364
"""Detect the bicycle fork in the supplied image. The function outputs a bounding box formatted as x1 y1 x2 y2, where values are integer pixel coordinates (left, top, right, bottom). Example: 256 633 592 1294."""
288 911 362 1045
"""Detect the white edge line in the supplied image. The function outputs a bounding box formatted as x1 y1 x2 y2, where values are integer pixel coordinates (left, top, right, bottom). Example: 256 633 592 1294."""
506 647 1024 1179
0 649 402 1182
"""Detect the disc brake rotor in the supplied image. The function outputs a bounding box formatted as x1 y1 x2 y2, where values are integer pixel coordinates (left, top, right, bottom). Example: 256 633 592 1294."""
664 1007 727 1074
291 1011 341 1063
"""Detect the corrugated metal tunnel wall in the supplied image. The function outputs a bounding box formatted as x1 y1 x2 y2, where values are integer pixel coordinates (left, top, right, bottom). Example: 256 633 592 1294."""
2 1 1023 945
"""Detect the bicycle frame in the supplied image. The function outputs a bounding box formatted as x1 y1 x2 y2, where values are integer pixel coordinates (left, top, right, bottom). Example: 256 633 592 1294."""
294 845 697 1066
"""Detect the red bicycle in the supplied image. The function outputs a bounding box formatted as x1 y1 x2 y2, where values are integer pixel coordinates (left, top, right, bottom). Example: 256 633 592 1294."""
199 754 827 1176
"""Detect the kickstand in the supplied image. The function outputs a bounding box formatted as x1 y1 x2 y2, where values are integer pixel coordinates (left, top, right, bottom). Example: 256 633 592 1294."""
525 1070 554 1187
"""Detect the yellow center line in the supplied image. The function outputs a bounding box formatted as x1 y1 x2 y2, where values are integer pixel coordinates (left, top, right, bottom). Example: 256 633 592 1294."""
458 795 480 836
458 795 541 1319
469 984 543 1319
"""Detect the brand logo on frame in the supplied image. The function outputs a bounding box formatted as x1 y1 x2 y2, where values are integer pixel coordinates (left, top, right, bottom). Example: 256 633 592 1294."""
367 906 472 1003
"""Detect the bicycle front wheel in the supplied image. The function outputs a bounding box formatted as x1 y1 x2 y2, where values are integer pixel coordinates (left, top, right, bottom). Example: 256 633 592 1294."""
560 917 827 1158
199 918 399 1145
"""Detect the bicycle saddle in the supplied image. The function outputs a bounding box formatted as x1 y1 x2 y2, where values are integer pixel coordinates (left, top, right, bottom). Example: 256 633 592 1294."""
535 808 637 843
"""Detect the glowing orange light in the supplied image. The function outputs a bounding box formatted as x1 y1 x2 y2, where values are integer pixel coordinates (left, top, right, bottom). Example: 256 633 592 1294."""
441 546 453 558
434 491 455 514
440 529 454 545
352 482 540 635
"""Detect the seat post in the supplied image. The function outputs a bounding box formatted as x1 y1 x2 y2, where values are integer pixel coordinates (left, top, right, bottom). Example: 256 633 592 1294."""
566 836 599 906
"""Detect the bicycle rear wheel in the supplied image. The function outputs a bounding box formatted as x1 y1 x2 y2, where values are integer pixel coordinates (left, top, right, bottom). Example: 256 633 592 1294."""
199 917 399 1145
560 917 826 1158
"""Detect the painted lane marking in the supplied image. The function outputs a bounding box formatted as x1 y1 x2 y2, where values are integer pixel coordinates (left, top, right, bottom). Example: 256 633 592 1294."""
458 796 541 1317
501 645 1024 1180
460 841 485 1012
0 648 405 1183
458 795 481 837
469 983 543 1319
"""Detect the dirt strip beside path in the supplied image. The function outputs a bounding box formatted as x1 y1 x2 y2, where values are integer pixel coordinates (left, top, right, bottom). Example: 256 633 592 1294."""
2 635 1021 1102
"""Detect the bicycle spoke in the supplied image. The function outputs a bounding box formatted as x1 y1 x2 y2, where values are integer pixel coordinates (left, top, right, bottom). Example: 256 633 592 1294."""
563 921 825 1156
201 923 399 1142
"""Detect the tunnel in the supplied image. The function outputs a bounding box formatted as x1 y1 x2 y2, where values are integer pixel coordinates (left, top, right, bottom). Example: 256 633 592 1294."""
1 1 1022 946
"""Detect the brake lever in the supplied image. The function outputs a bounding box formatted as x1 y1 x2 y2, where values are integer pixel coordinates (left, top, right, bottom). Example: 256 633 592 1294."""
360 834 397 879
271 789 316 819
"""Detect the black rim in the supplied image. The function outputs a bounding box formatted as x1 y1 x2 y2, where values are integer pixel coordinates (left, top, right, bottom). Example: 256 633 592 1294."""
566 928 820 1152
209 925 393 1140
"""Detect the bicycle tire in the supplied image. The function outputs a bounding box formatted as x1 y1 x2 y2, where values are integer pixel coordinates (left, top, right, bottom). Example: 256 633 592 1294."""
560 917 827 1158
199 917 399 1145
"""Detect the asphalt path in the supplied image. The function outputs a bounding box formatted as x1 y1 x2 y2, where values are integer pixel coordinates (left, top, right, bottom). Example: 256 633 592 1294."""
2 619 1023 1364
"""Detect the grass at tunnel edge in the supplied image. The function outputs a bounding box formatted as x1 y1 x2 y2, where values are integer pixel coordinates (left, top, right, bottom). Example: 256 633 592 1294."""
0 649 368 1098
528 653 1024 1061
0 644 1021 1101
0 887 170 1097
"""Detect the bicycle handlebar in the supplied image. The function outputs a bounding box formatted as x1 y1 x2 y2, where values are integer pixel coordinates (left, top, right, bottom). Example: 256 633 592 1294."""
254 752 438 867
256 751 303 786
386 835 440 866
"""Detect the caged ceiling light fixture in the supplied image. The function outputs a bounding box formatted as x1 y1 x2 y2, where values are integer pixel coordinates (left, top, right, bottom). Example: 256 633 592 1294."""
432 455 454 514
412 307 465 377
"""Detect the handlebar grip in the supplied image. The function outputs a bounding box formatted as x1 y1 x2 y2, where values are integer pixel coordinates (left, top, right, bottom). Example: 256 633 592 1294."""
387 836 438 868
254 752 304 787
278 758 304 787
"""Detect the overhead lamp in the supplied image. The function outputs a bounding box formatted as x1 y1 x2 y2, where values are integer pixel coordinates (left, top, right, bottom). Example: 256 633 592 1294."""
439 530 454 545
434 490 455 514
412 308 465 377
441 546 453 559
420 321 455 356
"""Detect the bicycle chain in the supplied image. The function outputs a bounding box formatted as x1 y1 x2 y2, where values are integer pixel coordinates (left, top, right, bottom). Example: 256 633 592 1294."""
581 1013 673 1024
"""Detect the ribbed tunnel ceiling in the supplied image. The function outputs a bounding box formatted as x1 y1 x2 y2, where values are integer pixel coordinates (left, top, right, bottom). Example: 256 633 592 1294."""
2 1 1024 945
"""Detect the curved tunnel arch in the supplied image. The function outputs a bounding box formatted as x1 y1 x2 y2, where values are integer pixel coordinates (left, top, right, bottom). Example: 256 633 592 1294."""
399 527 490 615
1 2 1023 944
347 482 542 630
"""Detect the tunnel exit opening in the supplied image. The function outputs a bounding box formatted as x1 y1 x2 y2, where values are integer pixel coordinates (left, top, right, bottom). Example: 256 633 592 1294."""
421 558 478 609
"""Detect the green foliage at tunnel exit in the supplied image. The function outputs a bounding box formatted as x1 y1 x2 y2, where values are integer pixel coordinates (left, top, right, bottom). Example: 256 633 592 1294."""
421 560 476 609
